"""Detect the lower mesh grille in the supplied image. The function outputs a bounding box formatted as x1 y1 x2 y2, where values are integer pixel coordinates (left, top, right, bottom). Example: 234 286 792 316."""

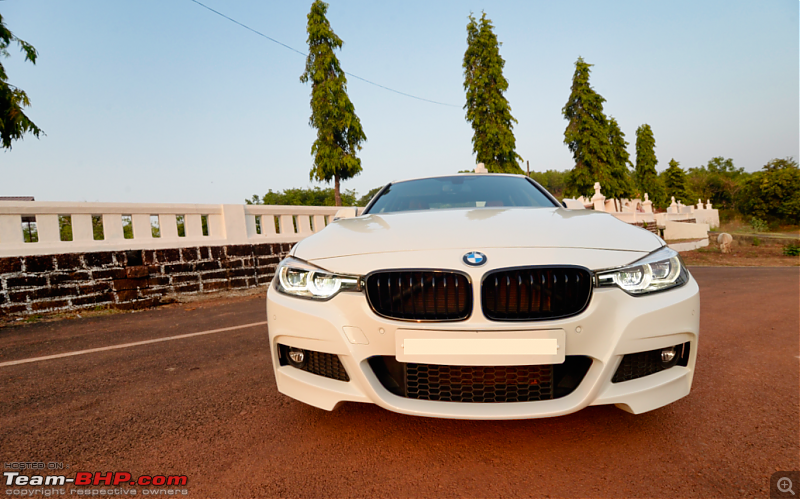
612 342 690 383
278 344 350 382
407 364 553 402
369 356 592 403
305 350 350 382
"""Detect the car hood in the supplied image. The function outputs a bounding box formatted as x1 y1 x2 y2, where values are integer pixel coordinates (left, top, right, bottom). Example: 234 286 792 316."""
293 207 663 260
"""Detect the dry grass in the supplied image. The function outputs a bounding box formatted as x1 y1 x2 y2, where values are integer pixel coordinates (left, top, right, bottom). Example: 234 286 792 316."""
680 240 800 267
719 217 799 237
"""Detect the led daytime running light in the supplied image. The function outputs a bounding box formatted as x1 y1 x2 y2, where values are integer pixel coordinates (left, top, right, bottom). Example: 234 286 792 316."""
597 247 687 296
276 258 360 300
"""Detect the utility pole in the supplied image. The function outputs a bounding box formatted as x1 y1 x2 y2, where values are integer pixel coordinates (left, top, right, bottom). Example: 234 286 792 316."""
526 160 530 177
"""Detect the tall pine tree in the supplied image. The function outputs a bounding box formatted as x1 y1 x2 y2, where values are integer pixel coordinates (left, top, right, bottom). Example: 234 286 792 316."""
562 57 613 197
634 124 665 206
606 116 634 199
463 13 522 174
663 158 688 203
300 0 366 206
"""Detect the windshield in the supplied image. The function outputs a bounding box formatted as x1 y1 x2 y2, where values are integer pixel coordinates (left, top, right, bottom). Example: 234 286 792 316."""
364 175 557 215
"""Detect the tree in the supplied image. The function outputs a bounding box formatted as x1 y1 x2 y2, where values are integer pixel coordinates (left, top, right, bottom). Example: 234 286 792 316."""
0 13 43 149
463 13 522 174
634 124 665 206
706 156 743 176
663 158 688 203
606 117 634 198
300 1 366 206
529 169 568 199
685 157 746 212
562 57 613 198
740 157 800 224
246 186 357 207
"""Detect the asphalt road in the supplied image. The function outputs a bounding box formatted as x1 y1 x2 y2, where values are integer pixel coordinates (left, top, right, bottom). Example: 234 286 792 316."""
1 267 798 498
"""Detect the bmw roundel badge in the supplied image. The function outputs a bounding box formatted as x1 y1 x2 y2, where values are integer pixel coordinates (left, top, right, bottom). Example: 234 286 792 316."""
463 251 487 267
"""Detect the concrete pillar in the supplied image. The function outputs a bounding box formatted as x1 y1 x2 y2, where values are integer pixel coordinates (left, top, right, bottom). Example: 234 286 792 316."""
591 182 606 211
220 204 249 244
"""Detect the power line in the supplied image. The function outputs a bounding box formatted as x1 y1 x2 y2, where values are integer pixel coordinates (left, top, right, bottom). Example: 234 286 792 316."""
188 0 460 108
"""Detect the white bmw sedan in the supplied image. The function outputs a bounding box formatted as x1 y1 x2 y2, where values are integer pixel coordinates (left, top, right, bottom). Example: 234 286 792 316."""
266 174 699 419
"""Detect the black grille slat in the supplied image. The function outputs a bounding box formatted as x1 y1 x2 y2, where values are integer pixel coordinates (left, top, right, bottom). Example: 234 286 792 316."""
366 271 471 321
432 275 438 319
388 278 393 315
482 266 592 321
442 276 450 310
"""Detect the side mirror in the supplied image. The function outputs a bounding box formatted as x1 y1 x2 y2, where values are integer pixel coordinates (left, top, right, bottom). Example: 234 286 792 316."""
561 199 586 210
333 207 357 221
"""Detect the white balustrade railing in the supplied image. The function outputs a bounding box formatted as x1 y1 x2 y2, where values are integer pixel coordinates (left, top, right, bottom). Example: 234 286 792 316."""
610 212 657 224
0 201 343 257
568 182 720 230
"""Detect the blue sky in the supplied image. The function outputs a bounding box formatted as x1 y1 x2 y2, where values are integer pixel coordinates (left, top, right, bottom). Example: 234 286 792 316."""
1 0 797 203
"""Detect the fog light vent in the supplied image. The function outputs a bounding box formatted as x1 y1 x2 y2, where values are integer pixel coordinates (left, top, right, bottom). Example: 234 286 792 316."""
277 344 350 382
612 342 691 383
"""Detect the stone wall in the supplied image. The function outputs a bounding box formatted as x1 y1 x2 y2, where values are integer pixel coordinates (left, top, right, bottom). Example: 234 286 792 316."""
0 243 291 316
630 222 660 235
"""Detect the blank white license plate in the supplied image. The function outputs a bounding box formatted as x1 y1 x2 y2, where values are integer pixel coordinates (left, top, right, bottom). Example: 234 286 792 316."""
396 329 565 366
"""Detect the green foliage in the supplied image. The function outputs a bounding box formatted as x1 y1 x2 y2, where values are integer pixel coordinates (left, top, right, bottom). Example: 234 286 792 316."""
59 216 73 242
783 242 800 256
121 216 134 239
529 169 568 199
663 158 688 203
0 13 43 149
357 186 383 207
300 1 366 206
463 13 522 174
634 124 665 207
562 57 615 198
749 217 769 232
684 157 747 212
606 117 634 198
751 237 760 246
247 186 357 207
22 222 37 243
740 157 800 224
707 156 744 176
92 216 104 240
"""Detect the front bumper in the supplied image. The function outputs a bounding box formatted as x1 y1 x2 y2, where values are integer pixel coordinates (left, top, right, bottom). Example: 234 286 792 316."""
266 273 700 420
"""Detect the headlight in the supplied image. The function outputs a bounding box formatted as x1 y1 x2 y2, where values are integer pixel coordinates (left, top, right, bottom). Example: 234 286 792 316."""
596 246 688 296
275 257 361 300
